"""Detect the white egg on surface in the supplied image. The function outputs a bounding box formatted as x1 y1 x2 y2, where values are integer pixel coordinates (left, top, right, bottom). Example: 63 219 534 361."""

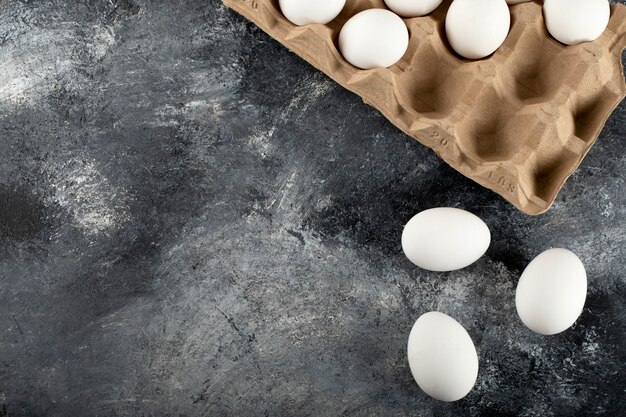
543 0 610 45
338 9 409 70
445 0 511 59
278 0 346 26
407 312 479 402
516 248 587 335
401 208 491 272
383 0 443 17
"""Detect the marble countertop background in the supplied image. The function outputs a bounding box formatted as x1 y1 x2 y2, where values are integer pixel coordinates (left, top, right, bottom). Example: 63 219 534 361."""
0 1 624 416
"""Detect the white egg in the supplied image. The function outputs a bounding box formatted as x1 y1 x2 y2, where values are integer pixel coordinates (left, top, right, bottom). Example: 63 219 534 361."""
401 208 490 272
445 0 511 59
338 9 409 70
543 0 610 46
516 248 587 335
383 0 443 17
407 312 479 402
278 0 346 26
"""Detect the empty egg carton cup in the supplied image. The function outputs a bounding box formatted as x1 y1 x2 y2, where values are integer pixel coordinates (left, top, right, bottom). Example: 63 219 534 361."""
223 0 626 215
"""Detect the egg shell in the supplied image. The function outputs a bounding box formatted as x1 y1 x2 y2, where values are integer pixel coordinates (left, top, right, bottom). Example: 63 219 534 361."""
407 312 479 402
383 0 443 17
543 0 610 45
338 9 409 70
445 0 511 59
278 0 346 26
401 208 490 272
516 248 587 335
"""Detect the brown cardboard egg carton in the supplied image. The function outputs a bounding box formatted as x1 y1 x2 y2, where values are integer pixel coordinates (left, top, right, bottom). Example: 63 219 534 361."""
223 0 626 215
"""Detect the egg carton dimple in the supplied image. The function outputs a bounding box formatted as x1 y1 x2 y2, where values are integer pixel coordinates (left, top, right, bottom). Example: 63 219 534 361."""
224 0 626 215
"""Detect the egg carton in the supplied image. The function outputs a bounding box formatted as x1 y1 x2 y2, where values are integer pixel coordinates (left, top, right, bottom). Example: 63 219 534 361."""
223 0 626 215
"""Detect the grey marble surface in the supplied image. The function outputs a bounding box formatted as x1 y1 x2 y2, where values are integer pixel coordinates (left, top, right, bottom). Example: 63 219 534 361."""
0 1 624 416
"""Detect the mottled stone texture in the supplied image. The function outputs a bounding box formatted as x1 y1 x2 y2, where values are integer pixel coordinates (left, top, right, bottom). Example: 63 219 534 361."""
0 1 624 416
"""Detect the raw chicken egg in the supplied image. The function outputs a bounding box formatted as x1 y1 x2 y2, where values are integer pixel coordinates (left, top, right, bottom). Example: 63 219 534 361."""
278 0 346 26
338 9 409 69
516 248 587 335
407 312 479 402
543 0 610 45
401 208 491 272
383 0 443 17
445 0 511 59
